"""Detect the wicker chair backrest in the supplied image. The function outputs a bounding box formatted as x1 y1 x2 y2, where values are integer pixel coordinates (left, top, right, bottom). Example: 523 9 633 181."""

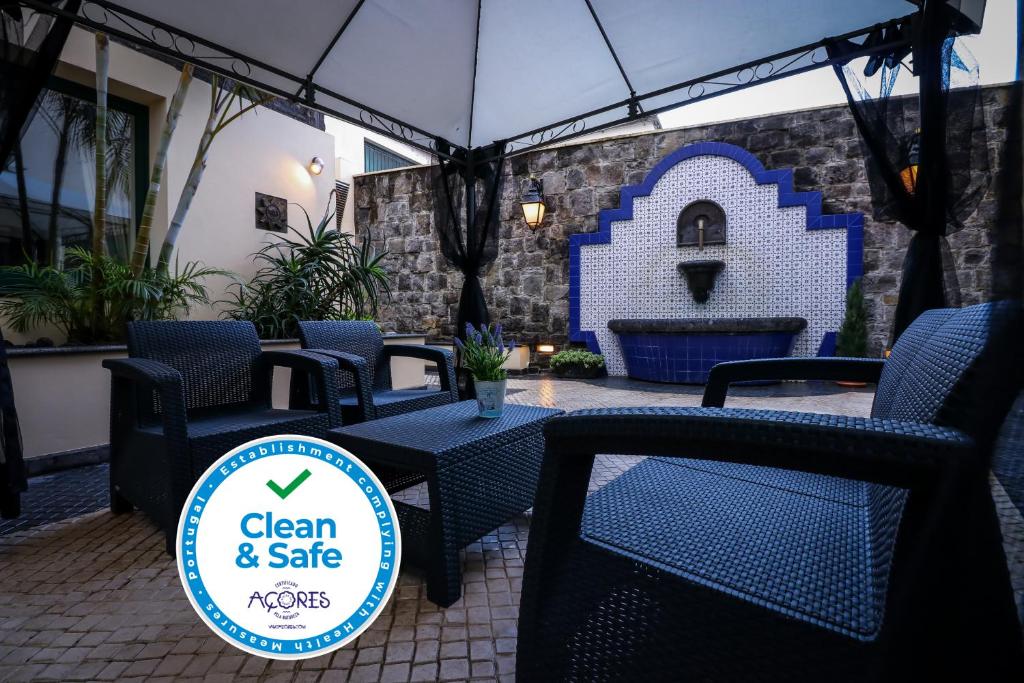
297 320 390 391
872 301 1021 449
127 320 263 413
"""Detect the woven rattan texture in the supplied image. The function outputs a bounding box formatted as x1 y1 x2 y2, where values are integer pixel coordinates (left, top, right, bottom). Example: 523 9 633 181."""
128 320 262 413
335 401 562 458
519 302 1022 681
299 320 390 391
873 302 1018 440
298 321 459 424
109 321 339 553
330 401 562 605
581 457 898 638
354 389 454 421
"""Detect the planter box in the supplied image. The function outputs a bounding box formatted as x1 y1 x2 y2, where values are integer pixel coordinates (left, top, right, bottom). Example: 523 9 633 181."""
6 334 427 464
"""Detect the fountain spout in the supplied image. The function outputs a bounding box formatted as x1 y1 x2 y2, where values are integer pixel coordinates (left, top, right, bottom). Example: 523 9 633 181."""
678 260 725 303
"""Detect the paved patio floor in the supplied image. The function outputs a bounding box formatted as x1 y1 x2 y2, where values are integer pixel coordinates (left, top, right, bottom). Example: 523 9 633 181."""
0 376 1018 682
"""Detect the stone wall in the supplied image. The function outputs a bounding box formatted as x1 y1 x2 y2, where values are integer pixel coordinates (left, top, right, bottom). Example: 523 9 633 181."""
354 84 1017 354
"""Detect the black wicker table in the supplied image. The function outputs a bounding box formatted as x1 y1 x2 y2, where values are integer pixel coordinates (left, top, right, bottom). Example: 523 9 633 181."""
326 400 563 606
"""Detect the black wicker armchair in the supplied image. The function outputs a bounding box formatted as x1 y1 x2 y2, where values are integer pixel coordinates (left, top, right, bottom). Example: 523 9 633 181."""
293 320 457 424
518 301 1024 681
105 321 341 554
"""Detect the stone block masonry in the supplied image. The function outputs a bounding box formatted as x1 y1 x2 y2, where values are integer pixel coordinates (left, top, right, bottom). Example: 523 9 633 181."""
355 84 1016 355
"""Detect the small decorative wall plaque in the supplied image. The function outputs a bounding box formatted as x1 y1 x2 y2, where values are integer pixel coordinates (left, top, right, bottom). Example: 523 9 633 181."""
255 192 288 233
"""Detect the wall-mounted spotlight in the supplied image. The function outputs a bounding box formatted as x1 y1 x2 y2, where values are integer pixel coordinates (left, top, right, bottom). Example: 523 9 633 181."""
308 156 325 176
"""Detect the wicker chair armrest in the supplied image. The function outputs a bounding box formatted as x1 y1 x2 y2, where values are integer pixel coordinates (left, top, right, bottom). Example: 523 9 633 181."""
703 357 886 407
103 357 181 386
256 350 341 424
545 407 974 487
383 344 457 396
102 358 188 429
302 349 376 420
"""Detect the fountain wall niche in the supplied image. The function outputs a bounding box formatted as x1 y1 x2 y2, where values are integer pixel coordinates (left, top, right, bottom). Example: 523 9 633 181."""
568 141 863 383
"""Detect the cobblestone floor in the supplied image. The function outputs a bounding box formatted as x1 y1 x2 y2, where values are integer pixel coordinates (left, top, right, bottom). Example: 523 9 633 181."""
0 376 1018 682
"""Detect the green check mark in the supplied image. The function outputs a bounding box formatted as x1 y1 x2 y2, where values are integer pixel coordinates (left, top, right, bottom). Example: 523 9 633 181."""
266 469 312 500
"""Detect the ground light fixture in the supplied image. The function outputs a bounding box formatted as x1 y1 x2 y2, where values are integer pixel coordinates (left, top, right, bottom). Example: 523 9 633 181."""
308 156 325 176
520 176 546 230
537 343 556 354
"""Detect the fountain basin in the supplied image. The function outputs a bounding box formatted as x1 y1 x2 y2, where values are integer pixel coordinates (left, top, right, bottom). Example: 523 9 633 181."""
607 317 807 384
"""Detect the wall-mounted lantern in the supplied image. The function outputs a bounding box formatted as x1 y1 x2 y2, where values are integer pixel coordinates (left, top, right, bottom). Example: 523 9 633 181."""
520 176 546 230
308 156 325 176
899 129 919 196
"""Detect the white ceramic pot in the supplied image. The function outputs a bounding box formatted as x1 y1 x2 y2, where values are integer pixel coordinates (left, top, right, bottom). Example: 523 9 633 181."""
474 379 507 418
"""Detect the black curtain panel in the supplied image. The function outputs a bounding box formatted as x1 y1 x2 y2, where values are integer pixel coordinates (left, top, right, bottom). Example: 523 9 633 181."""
0 328 24 519
829 2 990 341
431 140 505 337
0 0 81 169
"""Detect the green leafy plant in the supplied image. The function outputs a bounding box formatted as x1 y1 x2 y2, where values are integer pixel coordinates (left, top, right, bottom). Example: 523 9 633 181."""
223 195 392 339
550 349 605 372
550 349 606 378
0 35 226 345
835 278 868 357
0 247 227 343
454 323 514 382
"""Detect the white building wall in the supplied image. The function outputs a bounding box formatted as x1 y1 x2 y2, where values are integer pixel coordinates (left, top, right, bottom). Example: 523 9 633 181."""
41 27 337 332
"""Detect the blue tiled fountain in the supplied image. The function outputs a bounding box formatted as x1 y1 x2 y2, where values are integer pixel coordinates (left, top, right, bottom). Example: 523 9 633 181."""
568 141 863 384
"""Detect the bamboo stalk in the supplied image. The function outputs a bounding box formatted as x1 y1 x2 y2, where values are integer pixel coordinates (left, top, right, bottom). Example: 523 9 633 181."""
130 63 193 276
156 106 216 274
47 111 72 268
92 33 109 260
90 32 110 340
13 144 33 261
156 78 273 273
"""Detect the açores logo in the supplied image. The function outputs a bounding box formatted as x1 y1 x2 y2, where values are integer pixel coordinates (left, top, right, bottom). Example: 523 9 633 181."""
176 435 401 659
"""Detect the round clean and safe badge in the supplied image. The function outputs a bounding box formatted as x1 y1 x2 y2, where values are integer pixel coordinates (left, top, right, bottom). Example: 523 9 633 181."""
176 435 401 659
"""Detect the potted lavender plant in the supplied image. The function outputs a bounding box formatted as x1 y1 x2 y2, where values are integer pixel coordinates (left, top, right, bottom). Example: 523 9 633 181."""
455 323 515 418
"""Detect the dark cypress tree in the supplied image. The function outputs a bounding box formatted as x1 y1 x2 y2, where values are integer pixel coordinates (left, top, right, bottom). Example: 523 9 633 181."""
836 279 868 358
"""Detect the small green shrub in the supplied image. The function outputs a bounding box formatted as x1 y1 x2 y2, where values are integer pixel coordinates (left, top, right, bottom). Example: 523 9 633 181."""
550 349 605 372
835 278 868 358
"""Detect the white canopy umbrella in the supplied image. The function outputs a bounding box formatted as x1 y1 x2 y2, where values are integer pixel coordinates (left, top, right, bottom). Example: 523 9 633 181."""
8 0 990 339
17 0 938 158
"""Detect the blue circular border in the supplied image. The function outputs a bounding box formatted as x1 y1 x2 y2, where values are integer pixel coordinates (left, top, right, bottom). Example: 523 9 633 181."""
177 436 399 658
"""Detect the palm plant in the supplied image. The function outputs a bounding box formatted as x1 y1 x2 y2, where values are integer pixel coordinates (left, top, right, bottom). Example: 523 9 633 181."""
0 247 228 343
224 195 391 339
0 35 231 344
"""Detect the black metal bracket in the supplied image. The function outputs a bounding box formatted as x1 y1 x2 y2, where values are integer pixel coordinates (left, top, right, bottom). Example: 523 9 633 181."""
15 0 917 167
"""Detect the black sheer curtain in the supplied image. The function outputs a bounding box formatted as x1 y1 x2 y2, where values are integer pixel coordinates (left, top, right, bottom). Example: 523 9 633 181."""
829 1 990 341
1 0 80 169
0 329 24 518
0 1 75 515
431 140 505 338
